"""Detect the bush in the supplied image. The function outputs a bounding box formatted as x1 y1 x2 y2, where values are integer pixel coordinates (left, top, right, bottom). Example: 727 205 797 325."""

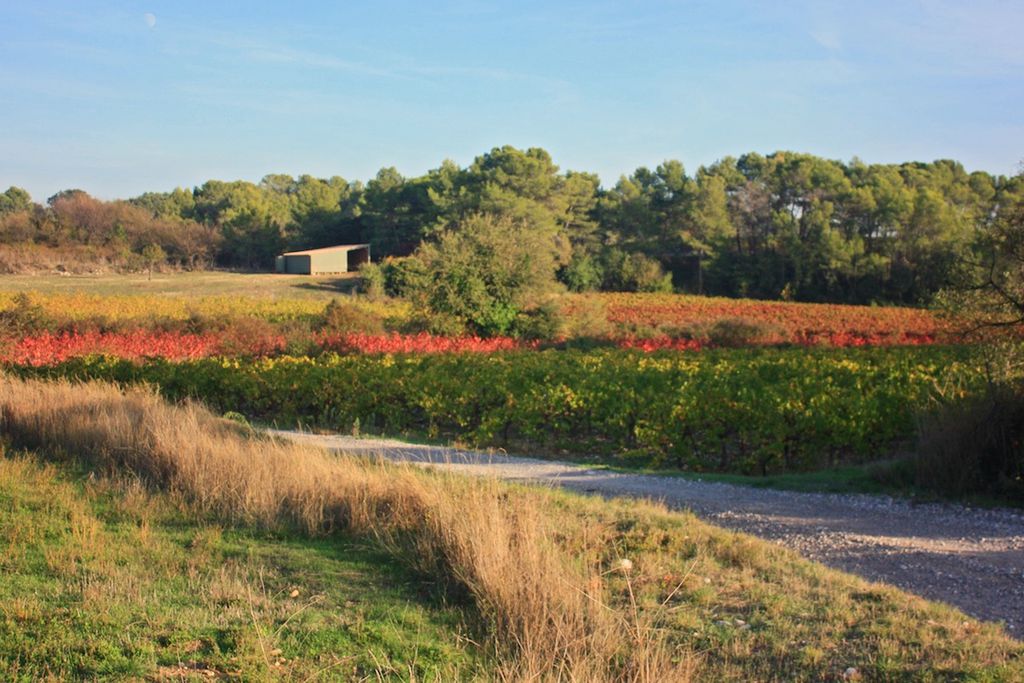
380 256 431 298
423 311 469 337
915 382 1024 501
0 293 53 336
357 261 388 300
865 457 916 490
183 310 228 335
659 317 784 348
319 299 387 335
559 297 612 341
411 214 562 337
705 318 781 348
512 301 564 341
215 316 286 357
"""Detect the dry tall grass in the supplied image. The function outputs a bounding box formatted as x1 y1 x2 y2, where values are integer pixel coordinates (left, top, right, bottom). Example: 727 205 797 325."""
0 376 691 682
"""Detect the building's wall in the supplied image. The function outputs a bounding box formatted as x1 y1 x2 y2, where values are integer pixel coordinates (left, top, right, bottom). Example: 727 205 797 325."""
278 246 371 274
284 255 311 274
308 251 349 274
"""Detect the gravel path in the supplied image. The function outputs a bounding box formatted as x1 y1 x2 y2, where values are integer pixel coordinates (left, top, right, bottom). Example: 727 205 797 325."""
272 430 1024 635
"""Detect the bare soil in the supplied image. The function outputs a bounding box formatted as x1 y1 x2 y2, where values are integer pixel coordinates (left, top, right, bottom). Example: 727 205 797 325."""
273 430 1024 636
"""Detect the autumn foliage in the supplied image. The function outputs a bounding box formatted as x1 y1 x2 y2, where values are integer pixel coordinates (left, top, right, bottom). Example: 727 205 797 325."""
0 290 982 366
590 293 948 347
3 331 219 365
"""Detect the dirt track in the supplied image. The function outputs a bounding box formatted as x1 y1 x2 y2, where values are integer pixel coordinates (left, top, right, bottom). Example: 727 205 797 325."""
272 430 1024 635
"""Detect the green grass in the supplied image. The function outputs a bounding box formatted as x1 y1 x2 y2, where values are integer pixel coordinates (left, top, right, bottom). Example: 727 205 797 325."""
4 410 1023 680
0 456 480 681
0 271 361 300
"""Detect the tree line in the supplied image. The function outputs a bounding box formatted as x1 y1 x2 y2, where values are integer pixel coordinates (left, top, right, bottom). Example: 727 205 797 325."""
2 146 1021 305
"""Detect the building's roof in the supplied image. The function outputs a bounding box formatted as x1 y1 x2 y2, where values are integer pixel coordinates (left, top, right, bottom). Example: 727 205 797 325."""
280 244 370 257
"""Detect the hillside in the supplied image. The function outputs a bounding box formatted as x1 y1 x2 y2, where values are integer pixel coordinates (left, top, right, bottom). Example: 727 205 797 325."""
2 377 1021 681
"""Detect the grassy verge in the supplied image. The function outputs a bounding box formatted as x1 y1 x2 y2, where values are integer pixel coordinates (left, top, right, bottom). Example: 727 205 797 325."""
0 456 478 680
2 377 1022 681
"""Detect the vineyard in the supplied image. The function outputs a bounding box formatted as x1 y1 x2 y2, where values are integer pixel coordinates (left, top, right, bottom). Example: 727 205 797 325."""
0 289 974 365
11 347 980 474
0 287 993 476
587 293 952 346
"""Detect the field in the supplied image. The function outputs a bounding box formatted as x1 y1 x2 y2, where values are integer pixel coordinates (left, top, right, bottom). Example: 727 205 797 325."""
0 273 972 367
0 275 1002 481
0 271 363 300
12 346 979 475
0 275 987 472
2 272 1021 680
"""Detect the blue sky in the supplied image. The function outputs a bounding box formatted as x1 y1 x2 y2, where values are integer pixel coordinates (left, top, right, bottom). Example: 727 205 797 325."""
2 1 1022 201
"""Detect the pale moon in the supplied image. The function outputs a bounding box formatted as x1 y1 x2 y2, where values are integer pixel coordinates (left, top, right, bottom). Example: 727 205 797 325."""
144 13 156 28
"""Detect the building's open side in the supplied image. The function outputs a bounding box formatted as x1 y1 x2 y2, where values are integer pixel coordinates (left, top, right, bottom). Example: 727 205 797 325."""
274 244 371 275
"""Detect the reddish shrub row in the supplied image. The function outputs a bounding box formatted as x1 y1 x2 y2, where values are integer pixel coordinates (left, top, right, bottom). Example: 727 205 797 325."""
0 331 535 365
587 293 950 345
315 332 534 354
0 326 943 367
3 331 218 366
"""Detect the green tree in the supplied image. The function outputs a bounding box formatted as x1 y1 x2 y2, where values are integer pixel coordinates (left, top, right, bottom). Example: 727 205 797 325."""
130 187 196 219
457 146 597 265
290 175 363 248
361 167 446 258
410 213 563 336
192 180 289 268
953 196 1024 330
0 186 32 215
141 243 166 280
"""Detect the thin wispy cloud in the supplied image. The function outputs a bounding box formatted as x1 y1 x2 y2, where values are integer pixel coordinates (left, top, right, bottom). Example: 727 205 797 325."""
242 45 403 79
810 29 841 52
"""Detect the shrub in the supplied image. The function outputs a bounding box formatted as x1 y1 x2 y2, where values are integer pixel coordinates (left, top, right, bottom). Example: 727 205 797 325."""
318 299 387 335
865 457 916 490
215 316 286 357
380 256 431 298
705 318 782 348
0 293 53 336
512 301 564 341
559 297 612 341
183 310 228 335
411 214 563 336
915 382 1024 501
357 261 388 300
423 311 469 337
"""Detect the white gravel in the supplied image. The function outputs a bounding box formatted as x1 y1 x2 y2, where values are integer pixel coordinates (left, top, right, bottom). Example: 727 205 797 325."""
271 430 1024 636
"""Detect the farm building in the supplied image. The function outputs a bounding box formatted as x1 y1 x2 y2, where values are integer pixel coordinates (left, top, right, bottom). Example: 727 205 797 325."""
275 244 371 275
